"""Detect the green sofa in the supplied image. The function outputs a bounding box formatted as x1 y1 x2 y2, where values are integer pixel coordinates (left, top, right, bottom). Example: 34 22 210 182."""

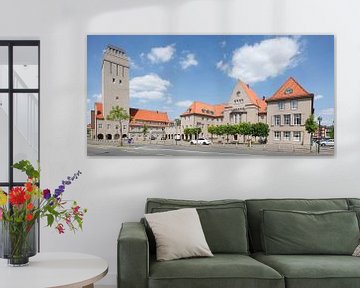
118 198 360 288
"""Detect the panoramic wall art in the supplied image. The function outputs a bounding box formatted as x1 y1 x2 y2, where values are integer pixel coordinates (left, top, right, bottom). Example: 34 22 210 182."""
87 35 334 157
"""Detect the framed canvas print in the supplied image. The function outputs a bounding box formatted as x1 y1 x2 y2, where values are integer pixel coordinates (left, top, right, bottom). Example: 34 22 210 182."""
87 35 334 157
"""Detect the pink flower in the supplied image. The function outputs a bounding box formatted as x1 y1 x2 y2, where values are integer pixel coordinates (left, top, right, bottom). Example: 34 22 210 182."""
56 223 65 234
0 208 3 220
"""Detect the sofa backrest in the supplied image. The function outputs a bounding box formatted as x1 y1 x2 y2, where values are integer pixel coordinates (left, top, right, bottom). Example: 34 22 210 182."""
245 198 349 252
145 198 249 255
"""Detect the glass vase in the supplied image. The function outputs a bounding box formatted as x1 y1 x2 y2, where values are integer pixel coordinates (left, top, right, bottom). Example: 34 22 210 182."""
0 220 37 266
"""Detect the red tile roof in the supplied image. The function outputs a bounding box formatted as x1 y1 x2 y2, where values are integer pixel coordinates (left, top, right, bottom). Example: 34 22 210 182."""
95 102 104 119
181 101 225 117
130 108 170 123
266 77 313 102
239 82 267 113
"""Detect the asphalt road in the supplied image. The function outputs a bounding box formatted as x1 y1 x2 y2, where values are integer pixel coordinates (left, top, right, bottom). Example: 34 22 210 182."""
87 143 334 157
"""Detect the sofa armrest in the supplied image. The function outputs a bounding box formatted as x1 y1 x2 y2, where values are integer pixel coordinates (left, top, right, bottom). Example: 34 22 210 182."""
118 222 149 288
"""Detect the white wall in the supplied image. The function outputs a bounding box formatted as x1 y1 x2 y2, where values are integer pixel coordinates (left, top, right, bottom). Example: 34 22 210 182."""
1 0 360 285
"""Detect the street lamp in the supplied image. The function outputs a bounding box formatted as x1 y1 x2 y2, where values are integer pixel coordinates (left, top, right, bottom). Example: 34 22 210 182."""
317 116 322 154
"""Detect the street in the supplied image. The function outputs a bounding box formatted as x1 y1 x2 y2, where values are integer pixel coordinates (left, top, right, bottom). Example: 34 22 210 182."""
87 142 334 157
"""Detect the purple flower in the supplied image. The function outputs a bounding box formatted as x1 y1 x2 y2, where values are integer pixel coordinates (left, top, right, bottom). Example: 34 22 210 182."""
43 189 51 200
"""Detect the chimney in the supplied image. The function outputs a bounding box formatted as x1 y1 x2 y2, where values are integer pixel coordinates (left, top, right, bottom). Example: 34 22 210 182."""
247 84 250 88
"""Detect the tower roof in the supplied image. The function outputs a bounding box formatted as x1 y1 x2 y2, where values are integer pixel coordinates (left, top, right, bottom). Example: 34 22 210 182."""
106 44 126 55
266 77 313 102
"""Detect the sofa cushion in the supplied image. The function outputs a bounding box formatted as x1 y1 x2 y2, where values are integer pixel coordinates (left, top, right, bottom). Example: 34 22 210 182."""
149 254 284 288
347 198 360 207
145 208 213 261
349 205 360 228
261 209 359 255
146 198 248 254
252 252 360 288
246 198 349 252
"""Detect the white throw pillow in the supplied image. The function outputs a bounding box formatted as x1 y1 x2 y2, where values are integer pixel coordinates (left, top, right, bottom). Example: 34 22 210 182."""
145 208 213 261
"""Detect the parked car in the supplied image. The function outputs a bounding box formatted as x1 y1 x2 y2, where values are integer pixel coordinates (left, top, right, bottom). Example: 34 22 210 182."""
190 138 212 145
150 135 157 140
320 139 334 146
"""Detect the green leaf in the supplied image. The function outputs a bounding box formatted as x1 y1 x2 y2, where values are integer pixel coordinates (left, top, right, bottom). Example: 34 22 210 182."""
47 214 54 227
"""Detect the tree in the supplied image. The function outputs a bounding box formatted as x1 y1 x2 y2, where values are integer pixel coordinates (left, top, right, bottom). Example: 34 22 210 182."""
238 122 253 143
222 124 238 143
305 114 318 149
106 106 130 146
207 125 216 141
142 124 148 140
174 118 181 126
328 125 334 139
252 123 270 142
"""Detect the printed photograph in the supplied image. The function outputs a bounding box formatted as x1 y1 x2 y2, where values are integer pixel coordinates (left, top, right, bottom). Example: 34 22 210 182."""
87 35 334 156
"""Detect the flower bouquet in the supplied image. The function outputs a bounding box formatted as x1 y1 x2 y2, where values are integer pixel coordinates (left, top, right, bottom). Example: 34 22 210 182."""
0 160 87 266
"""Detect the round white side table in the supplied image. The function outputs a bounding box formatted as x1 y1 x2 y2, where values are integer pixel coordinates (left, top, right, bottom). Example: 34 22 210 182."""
0 252 108 288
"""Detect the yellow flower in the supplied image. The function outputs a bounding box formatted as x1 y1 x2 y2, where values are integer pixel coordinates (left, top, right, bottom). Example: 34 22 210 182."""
0 190 7 206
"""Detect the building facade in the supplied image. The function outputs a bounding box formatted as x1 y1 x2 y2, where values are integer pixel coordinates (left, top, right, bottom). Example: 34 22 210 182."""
180 80 267 141
91 45 174 141
266 77 314 145
180 77 314 145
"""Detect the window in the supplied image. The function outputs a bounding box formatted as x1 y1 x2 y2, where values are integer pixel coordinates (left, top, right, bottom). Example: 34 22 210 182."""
291 100 298 110
119 79 122 84
278 101 285 110
293 131 301 141
274 131 281 140
107 124 111 129
284 114 291 125
112 78 116 83
98 124 102 128
283 131 290 141
274 115 281 126
294 114 302 125
0 40 40 189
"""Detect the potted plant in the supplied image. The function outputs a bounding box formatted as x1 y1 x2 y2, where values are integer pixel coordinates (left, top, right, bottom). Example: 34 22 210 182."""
0 160 87 266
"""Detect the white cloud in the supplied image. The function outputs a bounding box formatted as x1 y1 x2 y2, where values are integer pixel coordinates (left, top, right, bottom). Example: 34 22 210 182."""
128 57 140 69
180 53 198 70
130 74 171 101
319 107 334 116
217 37 301 84
317 107 335 125
216 60 229 72
147 44 176 64
92 93 102 102
176 100 193 108
315 94 324 101
220 41 226 48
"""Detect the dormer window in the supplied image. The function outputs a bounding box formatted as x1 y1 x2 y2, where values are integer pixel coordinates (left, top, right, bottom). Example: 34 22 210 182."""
236 91 241 97
284 88 293 95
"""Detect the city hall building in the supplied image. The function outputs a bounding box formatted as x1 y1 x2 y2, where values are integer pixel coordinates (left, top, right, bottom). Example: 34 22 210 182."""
90 45 174 141
180 77 314 145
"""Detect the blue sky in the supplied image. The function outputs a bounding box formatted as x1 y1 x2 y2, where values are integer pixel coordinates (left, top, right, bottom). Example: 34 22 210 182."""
87 35 334 125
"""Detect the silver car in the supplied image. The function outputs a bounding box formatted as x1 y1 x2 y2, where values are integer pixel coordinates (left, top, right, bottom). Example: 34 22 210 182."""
320 139 334 147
